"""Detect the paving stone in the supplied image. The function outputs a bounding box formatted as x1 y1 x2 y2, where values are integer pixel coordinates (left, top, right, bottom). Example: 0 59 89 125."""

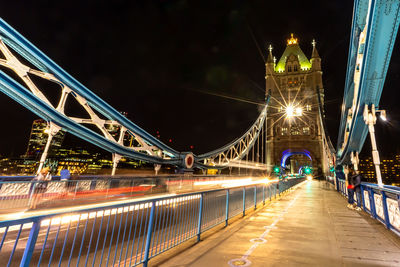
154 181 400 267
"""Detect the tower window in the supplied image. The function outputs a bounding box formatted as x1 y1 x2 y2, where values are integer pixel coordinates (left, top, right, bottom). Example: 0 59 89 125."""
294 65 298 72
290 126 300 135
288 66 292 72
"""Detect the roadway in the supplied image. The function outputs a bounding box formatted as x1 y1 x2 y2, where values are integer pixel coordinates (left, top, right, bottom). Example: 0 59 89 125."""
153 180 400 267
0 177 274 266
0 176 269 216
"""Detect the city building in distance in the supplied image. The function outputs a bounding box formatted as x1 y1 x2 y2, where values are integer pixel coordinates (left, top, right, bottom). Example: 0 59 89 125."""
24 119 65 159
359 155 400 186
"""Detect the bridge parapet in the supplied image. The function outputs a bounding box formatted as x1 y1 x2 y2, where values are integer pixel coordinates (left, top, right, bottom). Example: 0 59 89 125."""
336 179 400 236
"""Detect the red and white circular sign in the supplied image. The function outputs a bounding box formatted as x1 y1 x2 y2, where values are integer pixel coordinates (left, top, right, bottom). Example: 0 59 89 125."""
184 153 194 169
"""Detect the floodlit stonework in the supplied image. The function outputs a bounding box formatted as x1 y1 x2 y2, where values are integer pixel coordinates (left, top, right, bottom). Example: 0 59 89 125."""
265 35 325 174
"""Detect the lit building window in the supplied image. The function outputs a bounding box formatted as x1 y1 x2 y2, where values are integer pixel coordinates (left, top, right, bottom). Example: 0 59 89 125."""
306 104 312 111
282 127 288 135
303 127 310 135
290 126 300 135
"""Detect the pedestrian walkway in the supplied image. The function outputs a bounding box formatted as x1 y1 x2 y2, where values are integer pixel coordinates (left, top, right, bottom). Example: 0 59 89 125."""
154 180 400 266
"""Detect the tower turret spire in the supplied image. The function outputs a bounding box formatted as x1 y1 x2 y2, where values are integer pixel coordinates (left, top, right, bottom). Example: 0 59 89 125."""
267 44 274 64
311 39 321 71
311 39 320 58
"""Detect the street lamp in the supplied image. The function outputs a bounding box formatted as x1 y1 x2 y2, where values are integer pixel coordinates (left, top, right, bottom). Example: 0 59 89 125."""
379 110 387 121
363 104 386 187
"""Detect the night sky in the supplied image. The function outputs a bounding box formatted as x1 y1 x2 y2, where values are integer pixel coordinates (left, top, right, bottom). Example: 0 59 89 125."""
0 0 399 158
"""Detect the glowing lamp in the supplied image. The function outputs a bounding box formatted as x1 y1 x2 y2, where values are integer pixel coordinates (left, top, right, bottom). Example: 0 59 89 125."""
380 110 387 121
286 105 303 118
273 166 280 174
286 106 294 117
295 107 303 116
304 166 312 175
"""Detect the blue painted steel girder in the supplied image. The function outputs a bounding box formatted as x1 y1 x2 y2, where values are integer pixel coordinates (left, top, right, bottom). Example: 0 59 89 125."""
0 70 182 166
337 0 400 164
0 18 269 170
0 18 180 159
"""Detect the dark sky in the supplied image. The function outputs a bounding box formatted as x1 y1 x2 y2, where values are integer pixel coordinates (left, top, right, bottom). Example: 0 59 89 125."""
0 0 399 158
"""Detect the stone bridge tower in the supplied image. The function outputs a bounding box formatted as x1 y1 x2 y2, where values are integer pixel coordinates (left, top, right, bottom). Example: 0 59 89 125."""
265 34 325 175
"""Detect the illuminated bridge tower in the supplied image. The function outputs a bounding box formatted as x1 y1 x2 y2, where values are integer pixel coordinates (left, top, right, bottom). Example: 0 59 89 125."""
265 34 326 174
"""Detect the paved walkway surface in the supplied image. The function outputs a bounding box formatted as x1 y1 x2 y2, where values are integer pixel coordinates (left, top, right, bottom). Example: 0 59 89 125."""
154 180 400 267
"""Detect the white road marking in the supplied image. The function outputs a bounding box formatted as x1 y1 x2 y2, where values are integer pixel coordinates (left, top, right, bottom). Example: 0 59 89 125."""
228 192 299 266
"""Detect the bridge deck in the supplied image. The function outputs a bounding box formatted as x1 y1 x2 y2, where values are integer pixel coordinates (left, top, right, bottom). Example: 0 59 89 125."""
155 180 400 267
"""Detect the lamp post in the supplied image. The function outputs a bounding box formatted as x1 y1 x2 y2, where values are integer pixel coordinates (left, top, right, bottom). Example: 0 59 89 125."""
37 122 61 174
363 104 385 187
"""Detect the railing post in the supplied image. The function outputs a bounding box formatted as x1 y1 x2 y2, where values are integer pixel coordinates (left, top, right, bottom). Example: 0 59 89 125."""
143 201 156 267
225 190 229 227
105 180 110 199
360 185 366 211
381 191 391 229
73 181 79 200
242 187 246 217
398 194 400 225
197 193 204 242
254 186 257 210
336 176 340 191
27 182 36 208
262 185 265 205
270 185 272 201
369 188 377 219
20 220 41 267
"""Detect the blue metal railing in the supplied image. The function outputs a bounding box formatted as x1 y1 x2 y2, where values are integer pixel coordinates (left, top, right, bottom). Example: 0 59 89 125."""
0 178 304 266
336 179 400 236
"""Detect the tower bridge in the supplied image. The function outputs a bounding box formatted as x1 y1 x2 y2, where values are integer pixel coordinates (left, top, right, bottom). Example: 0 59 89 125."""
265 34 329 176
0 0 400 266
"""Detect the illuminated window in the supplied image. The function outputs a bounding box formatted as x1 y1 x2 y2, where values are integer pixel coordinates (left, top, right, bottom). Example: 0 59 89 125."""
282 127 288 135
303 127 310 135
306 104 312 111
290 126 300 135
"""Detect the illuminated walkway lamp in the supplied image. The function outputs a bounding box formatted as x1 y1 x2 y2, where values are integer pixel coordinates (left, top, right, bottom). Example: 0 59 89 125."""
273 166 280 174
304 166 312 175
363 104 386 187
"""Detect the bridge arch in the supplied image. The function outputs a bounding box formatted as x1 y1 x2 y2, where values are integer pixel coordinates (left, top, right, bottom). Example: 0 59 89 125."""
280 149 312 168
